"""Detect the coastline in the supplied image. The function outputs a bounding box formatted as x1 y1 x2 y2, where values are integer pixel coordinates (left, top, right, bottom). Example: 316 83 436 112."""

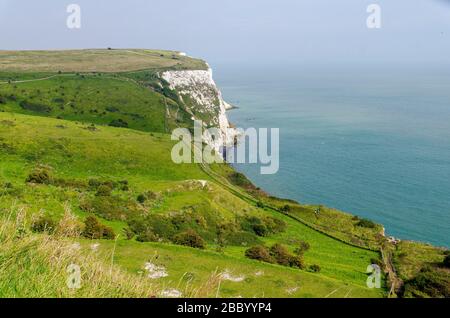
216 65 450 249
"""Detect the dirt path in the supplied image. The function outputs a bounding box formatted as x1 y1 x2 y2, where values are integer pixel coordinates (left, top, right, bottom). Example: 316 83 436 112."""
0 74 62 85
381 246 403 297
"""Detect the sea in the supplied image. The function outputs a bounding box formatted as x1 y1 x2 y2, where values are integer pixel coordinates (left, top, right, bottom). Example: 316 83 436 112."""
214 63 450 247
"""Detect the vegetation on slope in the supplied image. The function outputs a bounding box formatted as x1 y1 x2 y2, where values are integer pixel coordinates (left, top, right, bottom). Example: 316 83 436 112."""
0 112 384 297
393 241 449 298
5 49 438 298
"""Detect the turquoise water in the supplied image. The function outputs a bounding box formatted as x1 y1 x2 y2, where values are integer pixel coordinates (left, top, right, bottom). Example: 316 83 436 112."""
214 64 450 247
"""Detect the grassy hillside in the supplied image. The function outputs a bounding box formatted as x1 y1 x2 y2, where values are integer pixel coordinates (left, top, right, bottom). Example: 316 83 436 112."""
0 50 213 136
0 112 384 298
1 49 420 298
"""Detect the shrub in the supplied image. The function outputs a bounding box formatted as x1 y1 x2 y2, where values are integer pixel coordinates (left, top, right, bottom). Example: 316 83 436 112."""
402 266 450 298
109 119 128 128
137 193 147 203
96 184 112 196
82 215 115 240
270 243 292 266
289 255 305 269
280 205 291 213
19 100 51 113
172 229 206 249
123 227 134 240
356 218 376 229
102 226 116 240
105 106 119 112
241 216 286 237
245 245 274 263
309 264 321 272
88 178 101 189
294 241 311 255
31 215 56 234
26 166 53 184
256 201 265 208
136 230 158 242
242 216 268 237
83 216 104 239
118 180 129 191
264 217 287 234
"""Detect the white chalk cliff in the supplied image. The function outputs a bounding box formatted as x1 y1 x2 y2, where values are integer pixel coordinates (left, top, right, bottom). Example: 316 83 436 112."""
160 68 236 152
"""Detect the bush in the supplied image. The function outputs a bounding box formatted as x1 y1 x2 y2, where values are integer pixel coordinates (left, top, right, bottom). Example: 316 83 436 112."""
83 216 103 239
137 193 147 203
264 217 287 234
31 215 56 234
241 216 268 237
102 226 116 240
280 205 291 213
172 229 206 249
82 215 115 240
289 255 305 269
356 218 376 229
136 230 158 242
26 166 53 184
241 216 286 237
118 180 129 191
402 266 450 298
123 227 135 240
80 195 137 221
88 178 102 189
294 241 311 255
245 245 275 263
109 119 128 128
256 201 265 208
270 243 292 266
309 264 321 273
19 100 51 113
105 106 119 113
246 243 305 269
96 184 112 196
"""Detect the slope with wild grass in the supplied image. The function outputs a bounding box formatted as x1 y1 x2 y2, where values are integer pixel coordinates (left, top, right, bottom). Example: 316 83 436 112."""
0 111 385 298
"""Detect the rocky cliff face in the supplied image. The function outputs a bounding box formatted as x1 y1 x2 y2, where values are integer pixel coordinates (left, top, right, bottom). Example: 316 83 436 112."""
160 68 236 152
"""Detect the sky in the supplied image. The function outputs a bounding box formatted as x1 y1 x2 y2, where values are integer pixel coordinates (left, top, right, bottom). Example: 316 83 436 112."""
0 0 449 67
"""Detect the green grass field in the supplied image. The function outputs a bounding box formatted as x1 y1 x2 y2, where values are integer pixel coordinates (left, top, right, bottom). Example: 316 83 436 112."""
0 49 208 73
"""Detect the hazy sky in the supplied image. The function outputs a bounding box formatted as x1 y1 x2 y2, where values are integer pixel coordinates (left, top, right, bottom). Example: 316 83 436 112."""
1 0 449 66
